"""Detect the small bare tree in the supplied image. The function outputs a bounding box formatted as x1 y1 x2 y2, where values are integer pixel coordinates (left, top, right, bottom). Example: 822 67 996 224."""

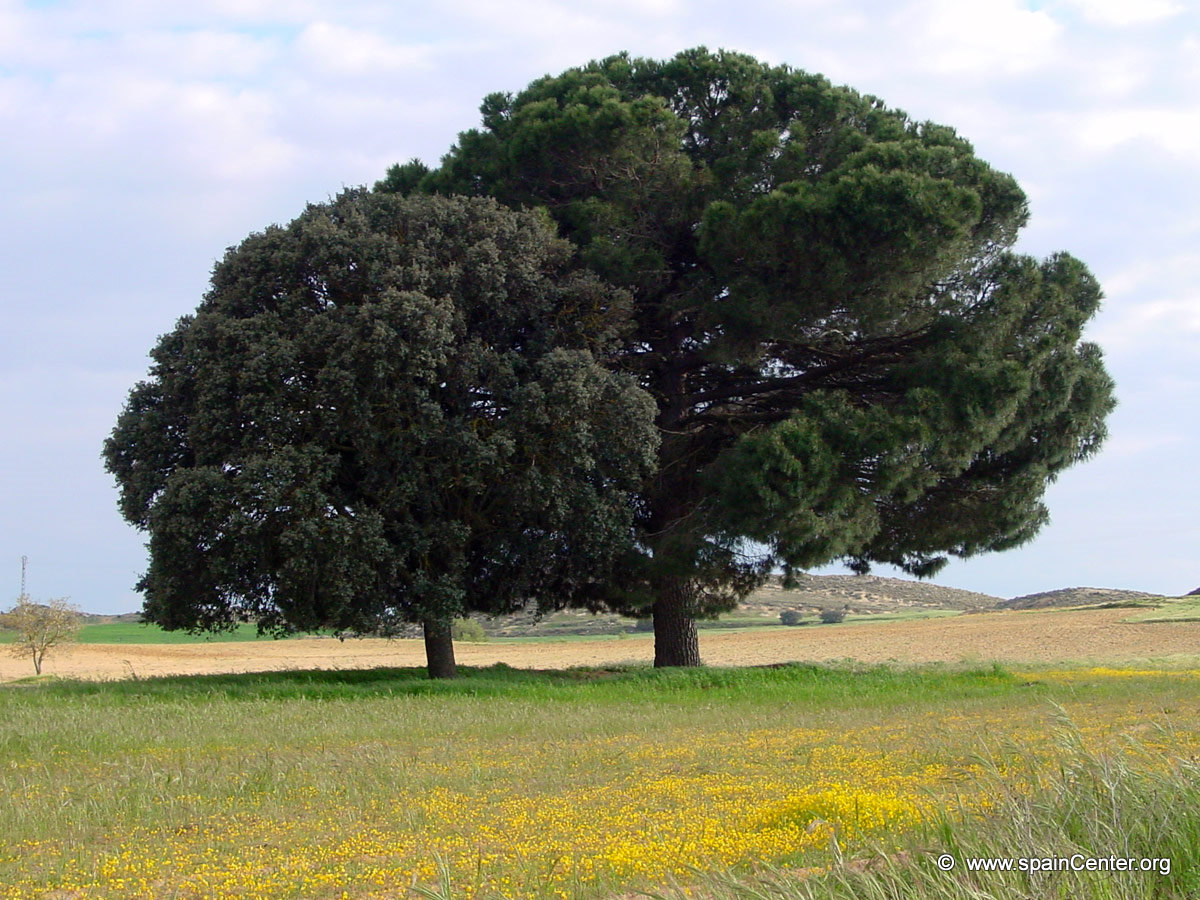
1 596 81 675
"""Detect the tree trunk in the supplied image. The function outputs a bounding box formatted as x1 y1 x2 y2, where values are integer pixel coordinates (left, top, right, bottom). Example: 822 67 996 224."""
423 619 458 679
653 579 701 667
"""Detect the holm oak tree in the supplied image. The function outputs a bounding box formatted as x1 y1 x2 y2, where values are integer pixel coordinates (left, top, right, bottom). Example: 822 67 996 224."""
381 47 1116 666
104 190 658 678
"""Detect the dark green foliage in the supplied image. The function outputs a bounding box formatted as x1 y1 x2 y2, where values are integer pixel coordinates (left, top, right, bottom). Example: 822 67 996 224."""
104 191 658 669
819 608 846 625
388 47 1115 664
779 609 806 626
375 157 430 196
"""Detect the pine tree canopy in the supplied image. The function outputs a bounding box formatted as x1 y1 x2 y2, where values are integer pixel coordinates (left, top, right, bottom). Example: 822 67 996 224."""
380 47 1116 664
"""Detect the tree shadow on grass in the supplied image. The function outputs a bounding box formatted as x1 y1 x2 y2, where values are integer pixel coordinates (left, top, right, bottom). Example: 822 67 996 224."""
2 660 1027 708
3 662 657 702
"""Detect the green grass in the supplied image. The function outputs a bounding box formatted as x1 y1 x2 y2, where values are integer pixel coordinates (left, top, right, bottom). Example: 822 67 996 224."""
0 621 318 644
0 659 1024 705
0 624 276 643
793 609 963 627
2 663 1198 899
0 664 1021 852
1122 596 1200 624
76 621 280 643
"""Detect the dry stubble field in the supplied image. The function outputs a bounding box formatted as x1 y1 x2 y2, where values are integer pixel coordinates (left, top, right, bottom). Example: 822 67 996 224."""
5 606 1199 682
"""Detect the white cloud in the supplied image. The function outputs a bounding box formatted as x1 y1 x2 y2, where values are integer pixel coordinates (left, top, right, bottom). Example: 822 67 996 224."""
1056 0 1185 27
1090 295 1200 354
1067 107 1200 159
115 29 281 78
1182 36 1200 85
1061 46 1153 100
0 1 24 54
896 0 1061 75
1102 253 1200 299
1116 298 1200 333
176 84 300 180
36 0 320 32
202 0 322 20
1 68 299 187
591 0 683 15
441 0 633 53
295 21 433 75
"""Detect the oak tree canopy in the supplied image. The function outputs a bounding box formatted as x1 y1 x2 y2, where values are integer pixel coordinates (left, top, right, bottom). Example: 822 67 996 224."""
104 190 658 677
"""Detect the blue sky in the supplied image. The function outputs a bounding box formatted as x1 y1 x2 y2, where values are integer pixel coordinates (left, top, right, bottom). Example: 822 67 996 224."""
1 0 1197 613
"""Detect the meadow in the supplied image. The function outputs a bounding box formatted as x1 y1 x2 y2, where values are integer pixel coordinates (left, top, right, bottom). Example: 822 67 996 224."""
3 660 1200 899
0 622 270 645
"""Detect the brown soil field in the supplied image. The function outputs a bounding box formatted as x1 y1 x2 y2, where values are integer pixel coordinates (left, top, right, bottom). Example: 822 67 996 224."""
4 607 1200 683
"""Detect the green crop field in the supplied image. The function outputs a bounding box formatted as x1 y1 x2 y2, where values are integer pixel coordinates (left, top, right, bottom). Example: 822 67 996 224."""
1123 596 1200 624
0 622 317 645
2 662 1199 899
75 622 275 643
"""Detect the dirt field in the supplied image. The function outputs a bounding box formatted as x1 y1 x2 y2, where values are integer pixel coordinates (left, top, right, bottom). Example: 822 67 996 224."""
4 607 1200 682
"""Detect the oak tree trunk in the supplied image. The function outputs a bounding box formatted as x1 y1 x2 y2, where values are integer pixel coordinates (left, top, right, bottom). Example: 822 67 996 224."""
423 619 458 679
652 579 701 667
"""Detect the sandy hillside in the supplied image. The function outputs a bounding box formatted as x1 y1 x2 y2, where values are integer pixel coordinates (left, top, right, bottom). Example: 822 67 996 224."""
5 607 1200 683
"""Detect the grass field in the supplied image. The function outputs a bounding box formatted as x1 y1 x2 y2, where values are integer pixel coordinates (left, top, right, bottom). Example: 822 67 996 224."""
1123 596 1200 624
74 622 271 644
0 621 272 645
3 661 1199 899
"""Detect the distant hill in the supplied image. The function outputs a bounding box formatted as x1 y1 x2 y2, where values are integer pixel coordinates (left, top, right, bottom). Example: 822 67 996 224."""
999 587 1164 610
748 573 1004 612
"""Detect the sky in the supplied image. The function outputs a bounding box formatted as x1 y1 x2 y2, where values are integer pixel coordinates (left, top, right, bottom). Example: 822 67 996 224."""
1 0 1197 614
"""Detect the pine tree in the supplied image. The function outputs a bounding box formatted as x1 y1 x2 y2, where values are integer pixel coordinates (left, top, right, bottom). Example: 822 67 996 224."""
383 47 1116 665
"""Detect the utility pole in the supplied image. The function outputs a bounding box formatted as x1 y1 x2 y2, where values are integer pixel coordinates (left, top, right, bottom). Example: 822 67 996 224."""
19 555 28 598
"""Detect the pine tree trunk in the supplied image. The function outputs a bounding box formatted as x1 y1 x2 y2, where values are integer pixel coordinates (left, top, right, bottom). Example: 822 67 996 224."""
423 619 458 679
653 579 701 667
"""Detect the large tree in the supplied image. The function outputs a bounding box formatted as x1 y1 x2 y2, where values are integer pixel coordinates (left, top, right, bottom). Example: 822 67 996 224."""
381 47 1116 666
104 190 657 678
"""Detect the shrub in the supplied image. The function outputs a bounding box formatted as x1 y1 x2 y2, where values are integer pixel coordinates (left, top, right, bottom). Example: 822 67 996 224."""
780 610 807 626
1 595 81 674
451 618 488 642
819 608 846 625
